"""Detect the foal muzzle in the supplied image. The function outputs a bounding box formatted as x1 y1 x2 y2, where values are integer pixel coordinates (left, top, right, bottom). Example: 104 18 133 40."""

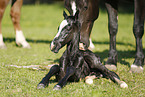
50 41 59 53
50 41 55 51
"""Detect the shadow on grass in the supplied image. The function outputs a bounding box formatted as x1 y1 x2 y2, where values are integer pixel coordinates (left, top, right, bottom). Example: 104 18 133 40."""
51 40 145 68
93 41 135 47
93 41 145 68
94 49 136 68
4 37 145 67
3 37 52 44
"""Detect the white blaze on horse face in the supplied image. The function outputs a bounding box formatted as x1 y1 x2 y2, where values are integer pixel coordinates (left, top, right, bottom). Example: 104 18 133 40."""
54 20 68 38
51 20 68 50
71 1 77 15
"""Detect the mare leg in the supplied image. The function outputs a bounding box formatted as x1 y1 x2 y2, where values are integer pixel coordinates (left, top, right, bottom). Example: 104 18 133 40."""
53 66 75 90
37 65 60 89
10 0 30 48
0 0 9 49
130 0 144 73
105 0 118 70
80 21 94 50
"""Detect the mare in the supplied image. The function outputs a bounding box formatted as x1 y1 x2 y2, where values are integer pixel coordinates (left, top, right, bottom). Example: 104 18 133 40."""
64 0 144 73
0 0 30 48
37 11 127 90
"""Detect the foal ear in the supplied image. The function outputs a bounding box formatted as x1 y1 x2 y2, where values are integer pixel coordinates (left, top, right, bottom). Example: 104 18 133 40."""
74 10 79 20
63 11 68 19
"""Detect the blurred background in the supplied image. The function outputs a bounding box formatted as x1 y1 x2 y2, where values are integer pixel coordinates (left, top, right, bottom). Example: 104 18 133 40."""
23 0 63 4
22 0 134 13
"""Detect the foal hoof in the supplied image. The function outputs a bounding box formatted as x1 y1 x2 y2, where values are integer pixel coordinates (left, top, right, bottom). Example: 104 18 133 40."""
105 64 117 71
53 85 62 90
37 83 45 89
120 81 128 88
130 64 143 73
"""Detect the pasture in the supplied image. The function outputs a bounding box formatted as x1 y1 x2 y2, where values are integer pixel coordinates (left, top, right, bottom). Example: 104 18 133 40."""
0 2 145 97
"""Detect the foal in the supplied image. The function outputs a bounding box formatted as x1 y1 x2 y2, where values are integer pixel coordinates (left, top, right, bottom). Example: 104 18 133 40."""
37 11 127 90
0 0 30 48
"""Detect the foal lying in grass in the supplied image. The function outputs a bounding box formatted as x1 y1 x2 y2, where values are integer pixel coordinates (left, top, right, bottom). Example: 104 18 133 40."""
37 11 128 90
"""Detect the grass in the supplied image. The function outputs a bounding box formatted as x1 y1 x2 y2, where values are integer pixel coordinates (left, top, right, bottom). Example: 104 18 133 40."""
0 2 145 97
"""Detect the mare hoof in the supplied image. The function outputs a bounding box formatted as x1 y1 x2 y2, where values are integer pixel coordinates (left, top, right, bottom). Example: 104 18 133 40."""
105 64 117 71
16 41 31 49
53 85 62 90
22 42 31 48
89 38 95 50
37 83 45 89
0 44 7 49
130 64 143 73
120 81 128 88
88 43 95 50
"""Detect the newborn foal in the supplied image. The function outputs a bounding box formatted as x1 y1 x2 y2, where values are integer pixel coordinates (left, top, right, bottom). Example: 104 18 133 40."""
37 11 127 90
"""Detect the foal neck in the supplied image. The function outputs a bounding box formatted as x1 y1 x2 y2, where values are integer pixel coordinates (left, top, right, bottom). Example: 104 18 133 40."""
67 31 80 55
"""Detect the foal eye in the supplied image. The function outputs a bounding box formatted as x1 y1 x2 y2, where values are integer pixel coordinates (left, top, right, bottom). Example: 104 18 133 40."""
67 25 71 30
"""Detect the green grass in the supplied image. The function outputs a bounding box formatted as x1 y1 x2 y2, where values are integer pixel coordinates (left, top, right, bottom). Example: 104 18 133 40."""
0 2 145 97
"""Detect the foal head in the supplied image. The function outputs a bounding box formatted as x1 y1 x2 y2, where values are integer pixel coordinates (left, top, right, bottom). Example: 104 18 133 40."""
50 11 80 53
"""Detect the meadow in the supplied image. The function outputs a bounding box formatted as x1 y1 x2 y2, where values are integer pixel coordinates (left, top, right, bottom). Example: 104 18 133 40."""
0 2 145 97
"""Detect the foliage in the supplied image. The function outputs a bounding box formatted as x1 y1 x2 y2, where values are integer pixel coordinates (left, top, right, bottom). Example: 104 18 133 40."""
0 2 145 97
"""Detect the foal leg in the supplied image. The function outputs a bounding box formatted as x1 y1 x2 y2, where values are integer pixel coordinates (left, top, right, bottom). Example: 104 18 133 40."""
53 66 75 90
10 0 30 48
130 0 144 73
84 50 128 88
37 65 60 89
84 50 119 81
0 0 9 49
105 0 118 71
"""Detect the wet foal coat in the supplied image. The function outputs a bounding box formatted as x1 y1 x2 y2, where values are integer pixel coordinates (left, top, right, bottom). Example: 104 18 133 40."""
37 12 123 90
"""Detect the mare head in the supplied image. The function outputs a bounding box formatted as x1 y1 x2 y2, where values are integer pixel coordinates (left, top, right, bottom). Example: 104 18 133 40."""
50 11 80 53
